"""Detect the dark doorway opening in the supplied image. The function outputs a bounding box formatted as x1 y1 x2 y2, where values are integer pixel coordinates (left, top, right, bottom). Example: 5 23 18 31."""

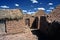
25 18 30 26
0 19 6 33
31 30 48 40
40 16 48 34
31 16 48 40
31 17 38 29
48 21 60 40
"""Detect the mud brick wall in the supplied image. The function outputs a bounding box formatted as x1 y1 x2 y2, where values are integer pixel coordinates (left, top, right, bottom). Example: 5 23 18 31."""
6 19 25 34
30 17 35 28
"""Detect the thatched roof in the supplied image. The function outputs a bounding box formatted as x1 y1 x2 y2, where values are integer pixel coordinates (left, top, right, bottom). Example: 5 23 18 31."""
0 9 23 20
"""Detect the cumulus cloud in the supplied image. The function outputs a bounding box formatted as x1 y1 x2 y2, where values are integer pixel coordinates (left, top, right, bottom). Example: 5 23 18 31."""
30 0 38 3
22 9 35 14
49 7 54 9
0 5 9 8
15 4 19 6
27 11 35 14
38 8 45 10
22 10 27 12
46 10 52 12
48 3 53 5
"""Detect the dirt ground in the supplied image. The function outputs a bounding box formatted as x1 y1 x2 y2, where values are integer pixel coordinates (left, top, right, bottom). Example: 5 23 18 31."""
0 26 38 40
0 33 37 40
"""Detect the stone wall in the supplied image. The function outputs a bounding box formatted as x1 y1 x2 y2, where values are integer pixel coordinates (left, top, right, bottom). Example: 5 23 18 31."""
23 14 35 28
30 17 35 28
6 19 25 34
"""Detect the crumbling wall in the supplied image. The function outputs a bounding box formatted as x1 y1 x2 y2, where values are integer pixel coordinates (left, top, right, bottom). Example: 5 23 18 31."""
6 19 25 34
30 17 35 28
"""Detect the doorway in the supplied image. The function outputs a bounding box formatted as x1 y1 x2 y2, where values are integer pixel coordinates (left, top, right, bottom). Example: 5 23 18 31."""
25 18 30 26
31 17 38 29
0 20 6 34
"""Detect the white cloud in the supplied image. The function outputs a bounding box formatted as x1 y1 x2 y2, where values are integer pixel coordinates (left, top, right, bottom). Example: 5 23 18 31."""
49 7 54 9
22 9 35 14
22 10 27 12
27 11 35 14
37 8 45 10
30 0 38 3
46 10 52 12
48 3 53 5
0 5 9 8
15 4 19 6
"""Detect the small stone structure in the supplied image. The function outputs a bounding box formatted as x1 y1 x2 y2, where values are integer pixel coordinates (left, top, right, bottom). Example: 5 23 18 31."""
31 10 46 29
0 9 46 34
0 9 23 34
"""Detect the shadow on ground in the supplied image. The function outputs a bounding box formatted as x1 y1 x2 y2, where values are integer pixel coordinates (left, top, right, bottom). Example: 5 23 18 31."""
31 16 60 40
31 30 48 40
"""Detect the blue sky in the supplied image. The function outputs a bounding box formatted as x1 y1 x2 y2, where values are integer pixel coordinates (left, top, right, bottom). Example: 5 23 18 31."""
0 0 60 14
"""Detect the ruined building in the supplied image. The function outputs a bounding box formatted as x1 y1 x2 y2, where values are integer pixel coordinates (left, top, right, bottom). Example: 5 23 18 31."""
0 9 46 34
0 9 23 34
0 5 60 35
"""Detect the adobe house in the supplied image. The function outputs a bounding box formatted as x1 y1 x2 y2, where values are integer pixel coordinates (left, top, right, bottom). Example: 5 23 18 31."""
30 10 49 35
0 9 24 34
0 9 37 34
31 10 46 29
